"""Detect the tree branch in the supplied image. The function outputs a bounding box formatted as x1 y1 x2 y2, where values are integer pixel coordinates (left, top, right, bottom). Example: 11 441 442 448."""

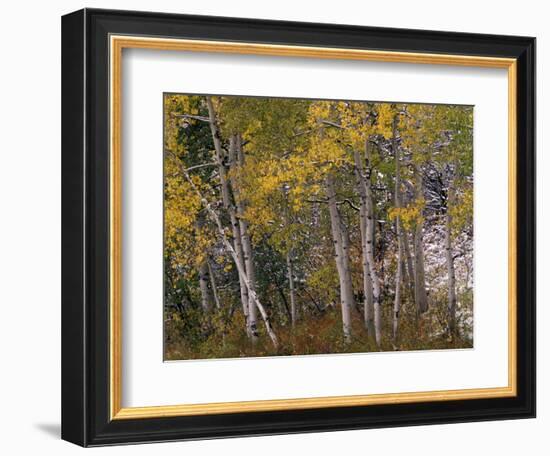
321 120 344 129
306 198 329 204
184 162 219 172
337 198 360 211
172 113 211 123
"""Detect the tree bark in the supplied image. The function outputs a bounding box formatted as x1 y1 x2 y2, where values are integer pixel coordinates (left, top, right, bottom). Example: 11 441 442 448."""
326 173 354 343
198 261 212 312
205 97 230 207
401 228 416 299
234 137 259 341
353 145 377 341
392 114 403 341
207 260 221 310
227 141 250 329
446 173 458 337
240 217 258 340
366 145 382 347
393 230 403 341
287 250 297 327
413 164 429 315
340 216 354 314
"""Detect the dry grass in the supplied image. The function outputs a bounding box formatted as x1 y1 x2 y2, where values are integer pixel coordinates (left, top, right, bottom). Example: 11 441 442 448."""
164 300 472 361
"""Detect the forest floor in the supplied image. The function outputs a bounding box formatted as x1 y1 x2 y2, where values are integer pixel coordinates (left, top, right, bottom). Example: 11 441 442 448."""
164 304 473 361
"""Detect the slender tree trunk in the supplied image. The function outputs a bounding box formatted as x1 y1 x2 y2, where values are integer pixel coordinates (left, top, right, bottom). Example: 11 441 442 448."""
326 173 354 343
287 250 297 327
413 164 429 314
392 114 403 341
340 217 354 313
206 97 230 207
240 217 258 340
205 102 250 331
393 229 403 341
365 144 382 347
198 261 212 312
275 282 292 322
446 173 458 338
402 229 415 300
353 147 376 341
207 260 221 310
234 137 259 341
231 221 250 323
302 287 324 313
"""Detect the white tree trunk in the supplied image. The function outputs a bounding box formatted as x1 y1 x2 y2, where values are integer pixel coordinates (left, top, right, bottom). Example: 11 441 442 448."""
207 260 221 310
402 229 415 299
364 145 382 347
234 137 259 341
198 261 212 312
393 226 403 341
446 174 458 337
240 216 258 340
392 114 403 342
326 173 354 343
287 250 297 327
353 148 376 340
340 217 354 310
206 97 230 207
413 164 429 315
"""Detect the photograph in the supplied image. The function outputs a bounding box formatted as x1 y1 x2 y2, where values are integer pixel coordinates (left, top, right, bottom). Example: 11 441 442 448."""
163 94 474 360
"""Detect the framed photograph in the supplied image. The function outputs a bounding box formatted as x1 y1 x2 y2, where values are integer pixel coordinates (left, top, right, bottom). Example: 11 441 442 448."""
61 8 535 447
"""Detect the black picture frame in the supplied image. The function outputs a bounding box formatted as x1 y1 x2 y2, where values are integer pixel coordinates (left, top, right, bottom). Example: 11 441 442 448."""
62 8 535 447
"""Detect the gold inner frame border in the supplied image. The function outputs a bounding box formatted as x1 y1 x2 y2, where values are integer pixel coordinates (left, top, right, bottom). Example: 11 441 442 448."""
109 35 517 420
